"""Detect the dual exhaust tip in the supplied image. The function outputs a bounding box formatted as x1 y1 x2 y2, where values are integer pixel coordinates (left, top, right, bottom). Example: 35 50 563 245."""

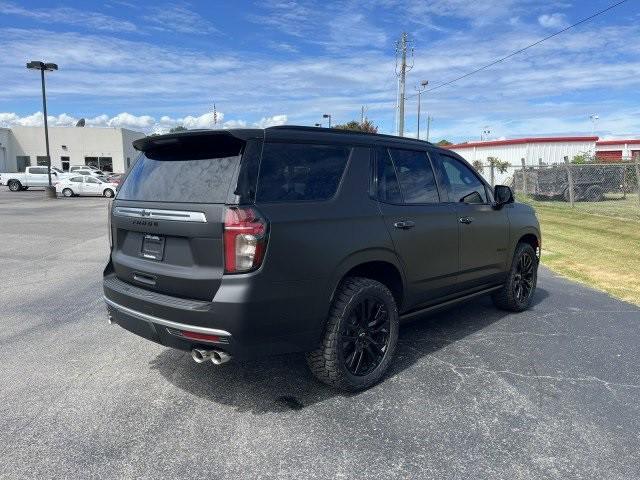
191 348 231 365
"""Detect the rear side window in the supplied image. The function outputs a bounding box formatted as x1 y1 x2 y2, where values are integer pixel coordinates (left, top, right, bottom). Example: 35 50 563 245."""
30 167 47 174
375 149 402 203
118 134 244 204
388 149 439 204
256 143 350 202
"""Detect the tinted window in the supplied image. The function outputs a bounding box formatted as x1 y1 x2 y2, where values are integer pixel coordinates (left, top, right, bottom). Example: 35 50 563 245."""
30 167 47 174
86 177 99 184
257 143 350 202
388 149 439 204
118 135 244 203
438 154 487 204
376 149 402 203
70 177 83 183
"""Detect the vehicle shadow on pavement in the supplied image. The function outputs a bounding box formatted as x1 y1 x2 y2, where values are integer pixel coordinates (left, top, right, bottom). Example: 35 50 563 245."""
149 288 550 414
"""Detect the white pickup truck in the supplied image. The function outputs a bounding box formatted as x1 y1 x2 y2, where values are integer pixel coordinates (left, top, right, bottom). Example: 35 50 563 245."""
0 166 69 191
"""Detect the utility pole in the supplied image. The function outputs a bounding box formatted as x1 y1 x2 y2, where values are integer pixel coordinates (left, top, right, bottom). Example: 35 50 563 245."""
395 32 413 137
415 80 428 139
426 115 432 142
213 102 218 127
361 106 366 124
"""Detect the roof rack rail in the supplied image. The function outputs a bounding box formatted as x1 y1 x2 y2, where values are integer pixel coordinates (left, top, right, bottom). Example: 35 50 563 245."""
266 125 432 145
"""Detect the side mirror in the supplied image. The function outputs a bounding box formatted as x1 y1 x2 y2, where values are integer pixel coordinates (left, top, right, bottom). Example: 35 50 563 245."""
494 185 514 208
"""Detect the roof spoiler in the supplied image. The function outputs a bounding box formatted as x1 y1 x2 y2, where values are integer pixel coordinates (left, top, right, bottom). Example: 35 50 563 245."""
132 129 262 152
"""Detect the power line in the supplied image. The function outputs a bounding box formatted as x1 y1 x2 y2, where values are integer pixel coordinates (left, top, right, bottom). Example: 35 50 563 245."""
406 0 629 99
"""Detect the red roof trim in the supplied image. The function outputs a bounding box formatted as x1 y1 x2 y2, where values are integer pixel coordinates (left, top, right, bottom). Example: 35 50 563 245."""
596 139 640 146
445 136 599 149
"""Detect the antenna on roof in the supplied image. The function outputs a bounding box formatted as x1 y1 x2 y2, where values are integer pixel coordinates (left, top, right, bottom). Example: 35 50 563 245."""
76 118 85 127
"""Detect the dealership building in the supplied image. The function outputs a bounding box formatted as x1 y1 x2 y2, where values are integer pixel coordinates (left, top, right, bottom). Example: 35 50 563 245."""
446 136 640 166
0 126 144 173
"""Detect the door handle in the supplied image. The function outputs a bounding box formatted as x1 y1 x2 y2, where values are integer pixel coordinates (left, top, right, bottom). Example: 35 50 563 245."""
459 216 473 224
393 220 415 230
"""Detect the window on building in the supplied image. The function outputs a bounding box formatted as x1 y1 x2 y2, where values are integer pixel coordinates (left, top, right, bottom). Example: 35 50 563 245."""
84 157 99 168
60 156 70 171
36 156 48 166
388 149 440 204
16 156 30 171
99 157 113 172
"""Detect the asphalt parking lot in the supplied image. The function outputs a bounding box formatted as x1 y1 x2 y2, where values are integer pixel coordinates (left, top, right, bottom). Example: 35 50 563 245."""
1 187 639 480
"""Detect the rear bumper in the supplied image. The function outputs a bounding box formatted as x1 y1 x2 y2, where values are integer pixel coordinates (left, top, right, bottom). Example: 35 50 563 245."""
103 273 326 359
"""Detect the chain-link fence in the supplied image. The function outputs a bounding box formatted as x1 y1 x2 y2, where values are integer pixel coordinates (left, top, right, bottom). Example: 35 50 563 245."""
474 158 640 218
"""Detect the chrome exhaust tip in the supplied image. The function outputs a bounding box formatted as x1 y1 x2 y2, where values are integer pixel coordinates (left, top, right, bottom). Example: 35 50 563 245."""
211 350 231 365
191 348 215 364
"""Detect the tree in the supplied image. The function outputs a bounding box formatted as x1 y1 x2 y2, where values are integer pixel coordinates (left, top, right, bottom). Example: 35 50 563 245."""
487 156 510 173
169 125 188 133
333 119 378 133
471 160 484 173
436 139 453 146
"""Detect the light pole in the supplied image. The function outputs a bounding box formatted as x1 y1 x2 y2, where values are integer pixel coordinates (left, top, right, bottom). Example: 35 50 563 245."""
415 80 428 140
590 114 599 136
323 113 332 128
27 60 58 198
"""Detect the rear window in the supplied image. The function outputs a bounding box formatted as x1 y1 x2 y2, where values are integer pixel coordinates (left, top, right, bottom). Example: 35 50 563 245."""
256 143 350 202
117 135 244 203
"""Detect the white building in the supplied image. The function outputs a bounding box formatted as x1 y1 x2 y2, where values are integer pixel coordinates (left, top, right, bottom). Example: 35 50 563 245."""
446 136 599 167
0 126 145 173
446 136 640 166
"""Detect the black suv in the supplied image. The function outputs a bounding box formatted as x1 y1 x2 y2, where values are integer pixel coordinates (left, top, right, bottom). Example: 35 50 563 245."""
104 127 540 391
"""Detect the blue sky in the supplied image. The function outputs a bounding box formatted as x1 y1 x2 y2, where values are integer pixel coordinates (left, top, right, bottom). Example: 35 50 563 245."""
1 0 639 142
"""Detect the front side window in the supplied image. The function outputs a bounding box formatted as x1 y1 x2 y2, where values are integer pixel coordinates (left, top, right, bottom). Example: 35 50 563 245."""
86 177 100 184
30 167 47 174
388 149 439 204
256 143 350 202
437 154 487 204
70 177 83 183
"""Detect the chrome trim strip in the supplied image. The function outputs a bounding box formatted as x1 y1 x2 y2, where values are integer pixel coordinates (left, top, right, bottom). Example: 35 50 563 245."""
104 296 231 337
113 207 207 223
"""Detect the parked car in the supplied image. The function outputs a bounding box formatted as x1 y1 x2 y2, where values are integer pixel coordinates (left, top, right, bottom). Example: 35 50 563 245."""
73 169 105 177
1 166 69 191
56 175 118 197
103 127 541 391
106 173 124 186
70 165 100 173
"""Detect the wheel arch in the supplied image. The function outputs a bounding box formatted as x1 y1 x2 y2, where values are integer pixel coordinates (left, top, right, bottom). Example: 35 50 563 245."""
327 249 406 311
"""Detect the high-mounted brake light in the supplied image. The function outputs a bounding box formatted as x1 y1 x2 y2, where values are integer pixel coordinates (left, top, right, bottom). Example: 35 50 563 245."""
224 206 268 273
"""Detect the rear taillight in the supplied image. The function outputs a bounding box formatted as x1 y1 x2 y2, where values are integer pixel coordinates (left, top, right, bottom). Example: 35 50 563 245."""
107 199 113 249
223 206 268 273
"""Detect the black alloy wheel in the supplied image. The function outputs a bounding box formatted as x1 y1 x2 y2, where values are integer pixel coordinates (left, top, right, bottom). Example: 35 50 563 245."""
340 295 391 377
513 250 535 304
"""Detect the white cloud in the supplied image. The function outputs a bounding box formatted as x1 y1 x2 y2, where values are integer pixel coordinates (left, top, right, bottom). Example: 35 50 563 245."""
254 115 288 128
538 13 568 29
143 4 221 35
0 111 290 134
0 1 137 32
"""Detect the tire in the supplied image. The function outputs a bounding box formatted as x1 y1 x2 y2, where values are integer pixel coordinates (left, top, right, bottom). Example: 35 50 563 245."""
583 185 604 202
306 277 399 391
62 188 74 197
492 243 538 312
8 180 21 192
103 188 114 198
